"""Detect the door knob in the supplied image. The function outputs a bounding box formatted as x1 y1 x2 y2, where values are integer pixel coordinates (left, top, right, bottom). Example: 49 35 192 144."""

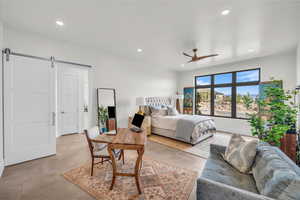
61 111 65 114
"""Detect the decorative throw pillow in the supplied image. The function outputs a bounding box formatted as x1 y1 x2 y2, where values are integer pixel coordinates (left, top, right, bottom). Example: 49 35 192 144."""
161 105 167 108
149 105 161 113
150 106 168 116
167 106 179 116
252 144 300 200
223 134 258 173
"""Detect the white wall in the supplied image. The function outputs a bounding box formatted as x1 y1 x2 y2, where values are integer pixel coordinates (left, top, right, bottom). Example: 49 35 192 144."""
3 27 177 128
296 42 300 129
177 50 297 135
0 21 4 176
93 58 177 126
297 42 300 86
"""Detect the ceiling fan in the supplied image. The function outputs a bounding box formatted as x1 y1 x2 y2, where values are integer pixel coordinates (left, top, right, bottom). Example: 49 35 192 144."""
183 48 218 63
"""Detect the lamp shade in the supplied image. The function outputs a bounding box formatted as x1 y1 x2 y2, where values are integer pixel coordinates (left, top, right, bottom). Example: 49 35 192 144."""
136 97 146 106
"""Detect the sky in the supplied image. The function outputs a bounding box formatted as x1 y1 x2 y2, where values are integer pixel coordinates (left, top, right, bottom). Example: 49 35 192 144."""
236 70 259 83
237 85 259 96
215 73 232 84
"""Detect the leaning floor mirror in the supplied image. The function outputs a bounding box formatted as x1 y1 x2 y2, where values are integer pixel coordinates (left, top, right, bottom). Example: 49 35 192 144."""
97 88 117 134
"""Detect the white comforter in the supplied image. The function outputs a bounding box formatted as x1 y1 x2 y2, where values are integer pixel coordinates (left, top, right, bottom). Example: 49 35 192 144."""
151 114 216 143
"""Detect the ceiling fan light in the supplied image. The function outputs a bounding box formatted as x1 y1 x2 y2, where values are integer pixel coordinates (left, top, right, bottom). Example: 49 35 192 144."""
56 20 64 26
221 10 230 16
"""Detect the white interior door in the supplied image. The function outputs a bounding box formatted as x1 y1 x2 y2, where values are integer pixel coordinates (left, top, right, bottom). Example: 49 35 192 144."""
4 55 56 166
58 64 80 135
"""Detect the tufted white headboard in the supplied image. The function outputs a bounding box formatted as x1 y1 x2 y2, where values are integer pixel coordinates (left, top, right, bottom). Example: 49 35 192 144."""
145 97 174 107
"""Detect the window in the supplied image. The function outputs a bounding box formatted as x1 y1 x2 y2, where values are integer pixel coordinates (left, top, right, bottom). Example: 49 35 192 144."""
195 68 260 119
196 76 211 85
214 87 232 117
214 73 232 84
195 88 211 115
236 85 259 118
237 70 259 83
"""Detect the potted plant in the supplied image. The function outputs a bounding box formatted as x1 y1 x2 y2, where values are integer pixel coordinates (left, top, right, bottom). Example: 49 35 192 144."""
248 79 298 147
98 106 108 133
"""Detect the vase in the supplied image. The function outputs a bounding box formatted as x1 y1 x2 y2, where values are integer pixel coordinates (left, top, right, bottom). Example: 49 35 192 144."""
101 128 107 133
99 122 107 133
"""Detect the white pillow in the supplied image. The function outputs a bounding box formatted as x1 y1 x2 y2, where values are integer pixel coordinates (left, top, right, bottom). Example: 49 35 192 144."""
150 106 168 116
167 106 179 116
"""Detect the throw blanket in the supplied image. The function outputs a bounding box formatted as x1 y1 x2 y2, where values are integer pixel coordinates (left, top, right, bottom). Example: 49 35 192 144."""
176 115 215 142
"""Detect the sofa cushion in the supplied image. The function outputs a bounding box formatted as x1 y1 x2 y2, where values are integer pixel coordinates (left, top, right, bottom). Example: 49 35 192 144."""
252 144 300 200
201 153 259 194
223 134 258 173
271 144 300 177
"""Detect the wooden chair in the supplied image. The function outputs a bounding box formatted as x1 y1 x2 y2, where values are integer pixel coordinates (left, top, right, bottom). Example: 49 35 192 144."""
84 127 124 176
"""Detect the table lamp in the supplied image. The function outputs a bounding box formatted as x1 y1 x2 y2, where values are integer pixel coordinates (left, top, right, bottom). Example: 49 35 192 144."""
136 97 146 115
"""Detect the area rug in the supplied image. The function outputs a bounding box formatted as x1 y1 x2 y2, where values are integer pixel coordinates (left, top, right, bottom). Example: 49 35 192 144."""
148 132 232 159
63 156 198 200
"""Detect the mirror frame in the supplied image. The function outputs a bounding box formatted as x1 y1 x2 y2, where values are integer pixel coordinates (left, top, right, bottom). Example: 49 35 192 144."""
96 88 117 134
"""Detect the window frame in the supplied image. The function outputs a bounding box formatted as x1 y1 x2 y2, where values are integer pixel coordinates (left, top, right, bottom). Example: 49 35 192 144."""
194 68 260 119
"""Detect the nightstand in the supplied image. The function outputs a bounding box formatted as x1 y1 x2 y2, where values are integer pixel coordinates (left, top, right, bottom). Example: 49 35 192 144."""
128 115 151 136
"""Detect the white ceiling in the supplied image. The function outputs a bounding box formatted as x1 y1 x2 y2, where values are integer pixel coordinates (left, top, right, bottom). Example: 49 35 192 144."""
1 0 300 71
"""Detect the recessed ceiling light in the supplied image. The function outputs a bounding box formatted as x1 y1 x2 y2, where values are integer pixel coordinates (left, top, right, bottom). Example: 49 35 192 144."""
137 48 143 52
56 20 64 26
221 10 230 16
248 49 255 53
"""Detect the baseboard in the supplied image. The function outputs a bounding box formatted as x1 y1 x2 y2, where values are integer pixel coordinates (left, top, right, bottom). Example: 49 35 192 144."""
217 130 257 138
0 158 4 177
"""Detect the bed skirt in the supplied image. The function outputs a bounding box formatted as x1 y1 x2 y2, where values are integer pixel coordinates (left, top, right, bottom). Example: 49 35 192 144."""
151 127 214 145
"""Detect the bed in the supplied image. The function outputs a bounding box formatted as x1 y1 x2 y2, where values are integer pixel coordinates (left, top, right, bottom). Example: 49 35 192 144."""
145 97 216 145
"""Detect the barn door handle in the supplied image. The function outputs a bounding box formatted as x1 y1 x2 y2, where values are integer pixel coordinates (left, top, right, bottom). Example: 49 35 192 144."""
52 112 56 126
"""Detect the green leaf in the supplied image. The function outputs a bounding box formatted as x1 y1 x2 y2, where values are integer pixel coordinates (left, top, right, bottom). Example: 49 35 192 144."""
248 79 298 145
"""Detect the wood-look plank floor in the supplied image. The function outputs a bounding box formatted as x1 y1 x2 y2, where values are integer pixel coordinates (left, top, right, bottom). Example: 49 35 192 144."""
148 132 256 158
0 133 206 200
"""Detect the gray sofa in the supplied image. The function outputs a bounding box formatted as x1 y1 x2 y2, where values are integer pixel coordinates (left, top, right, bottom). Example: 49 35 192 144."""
197 143 300 200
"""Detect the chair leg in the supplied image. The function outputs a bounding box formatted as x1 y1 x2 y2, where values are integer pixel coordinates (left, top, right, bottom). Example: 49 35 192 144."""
91 157 94 176
118 151 122 160
122 150 125 164
140 160 143 170
116 150 125 164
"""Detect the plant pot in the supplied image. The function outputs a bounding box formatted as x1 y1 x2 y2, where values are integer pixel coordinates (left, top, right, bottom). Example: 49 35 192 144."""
101 128 107 133
99 122 107 133
280 132 297 162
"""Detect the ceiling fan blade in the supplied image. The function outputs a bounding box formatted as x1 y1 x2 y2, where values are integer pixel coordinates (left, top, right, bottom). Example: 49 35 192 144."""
183 52 193 57
196 54 219 60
